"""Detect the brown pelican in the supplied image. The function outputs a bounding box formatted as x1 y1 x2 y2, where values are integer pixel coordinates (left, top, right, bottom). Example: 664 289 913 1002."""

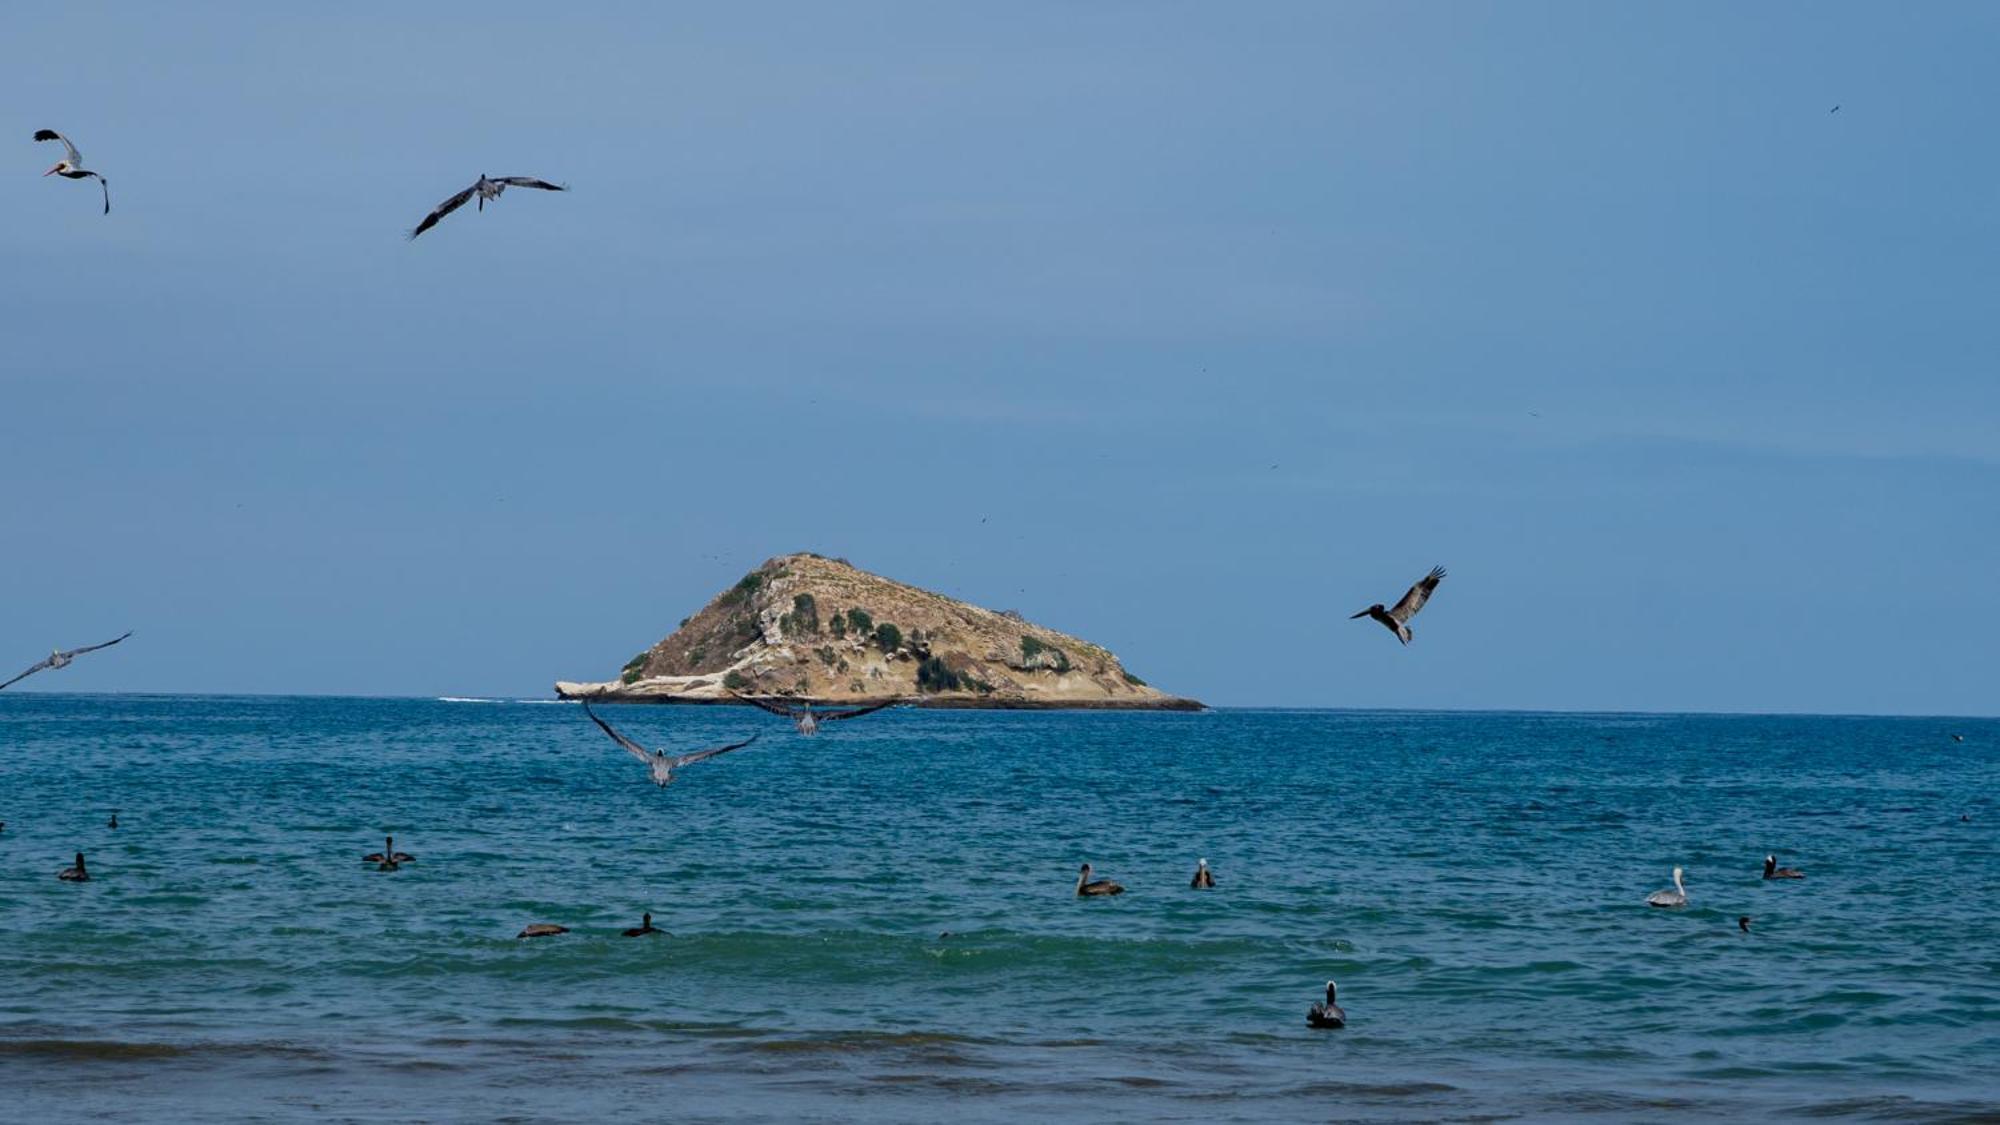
517 923 569 939
58 852 89 882
1350 566 1446 646
1 632 132 691
1738 915 1752 933
582 701 759 787
362 835 415 871
34 130 109 214
1190 858 1215 889
1647 866 1687 908
1307 981 1346 1028
107 811 118 829
729 691 897 735
409 174 566 239
622 913 663 937
1763 855 1804 880
1075 863 1124 897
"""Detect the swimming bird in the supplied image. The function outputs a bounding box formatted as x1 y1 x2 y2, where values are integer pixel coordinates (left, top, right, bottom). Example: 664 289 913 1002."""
517 923 569 939
1350 566 1446 646
1307 980 1346 1028
1647 866 1688 908
1075 863 1124 897
1190 858 1215 889
362 835 415 870
409 174 566 239
1763 855 1804 880
58 852 89 882
622 913 663 937
107 812 118 829
1 632 133 691
1952 734 1965 743
1739 916 1752 933
729 691 897 735
582 701 759 787
34 129 109 214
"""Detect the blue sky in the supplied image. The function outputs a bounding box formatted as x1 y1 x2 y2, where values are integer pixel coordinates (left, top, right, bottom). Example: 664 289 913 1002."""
3 3 1994 714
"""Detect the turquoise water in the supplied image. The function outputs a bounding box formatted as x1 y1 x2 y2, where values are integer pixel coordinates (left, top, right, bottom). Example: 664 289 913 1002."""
1 696 1994 1122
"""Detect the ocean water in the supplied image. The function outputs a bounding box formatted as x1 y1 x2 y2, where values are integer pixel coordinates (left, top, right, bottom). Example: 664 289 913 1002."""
0 696 1994 1123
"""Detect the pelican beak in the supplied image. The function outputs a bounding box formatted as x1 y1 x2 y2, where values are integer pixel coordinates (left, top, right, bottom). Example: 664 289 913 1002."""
43 166 60 177
1348 609 1369 619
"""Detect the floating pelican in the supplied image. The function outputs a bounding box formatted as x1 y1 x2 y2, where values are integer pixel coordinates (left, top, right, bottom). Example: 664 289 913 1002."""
34 130 109 214
729 691 896 735
1738 915 1752 933
363 835 415 871
58 852 89 882
1190 858 1215 889
409 174 566 239
1075 863 1124 897
622 913 664 938
1647 866 1687 908
1351 566 1446 646
1 632 132 691
107 811 118 829
1307 981 1346 1028
517 923 569 939
1763 855 1804 880
582 701 759 787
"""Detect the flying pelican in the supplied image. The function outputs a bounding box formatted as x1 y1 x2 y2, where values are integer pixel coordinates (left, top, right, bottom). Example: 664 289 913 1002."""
1307 981 1346 1028
1350 566 1446 646
1763 855 1804 880
517 923 569 939
1647 866 1687 908
729 690 897 735
362 835 415 871
408 174 566 239
0 632 133 691
34 130 109 214
58 852 89 882
581 701 759 787
1190 858 1215 889
1075 863 1124 897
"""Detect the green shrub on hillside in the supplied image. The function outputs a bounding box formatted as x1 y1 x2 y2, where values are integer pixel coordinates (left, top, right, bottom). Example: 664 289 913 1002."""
874 623 902 651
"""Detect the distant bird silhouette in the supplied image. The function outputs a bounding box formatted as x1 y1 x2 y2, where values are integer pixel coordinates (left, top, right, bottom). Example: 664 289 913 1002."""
363 835 415 871
1 632 132 691
34 129 109 214
409 174 566 239
622 913 663 938
1951 734 1965 743
583 700 758 787
1647 866 1688 908
1351 567 1446 646
1739 915 1752 933
1830 105 1841 113
1190 858 1215 889
517 923 569 939
1075 863 1124 896
58 852 89 882
1307 981 1346 1028
107 812 118 829
1763 855 1804 880
730 691 896 735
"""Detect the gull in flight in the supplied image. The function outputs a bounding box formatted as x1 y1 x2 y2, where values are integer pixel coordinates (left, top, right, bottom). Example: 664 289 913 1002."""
729 690 896 735
1 632 132 691
1351 566 1446 646
34 130 109 214
409 173 566 239
583 700 759 786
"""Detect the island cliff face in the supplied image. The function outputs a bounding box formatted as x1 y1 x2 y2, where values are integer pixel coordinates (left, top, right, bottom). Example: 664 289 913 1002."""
556 553 1200 710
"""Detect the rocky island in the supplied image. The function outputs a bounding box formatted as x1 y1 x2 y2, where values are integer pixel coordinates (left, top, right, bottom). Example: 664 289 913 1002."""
556 553 1200 710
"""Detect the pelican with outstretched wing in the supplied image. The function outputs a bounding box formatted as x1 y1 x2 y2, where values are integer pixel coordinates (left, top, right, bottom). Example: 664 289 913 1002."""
728 690 897 735
1 632 132 691
1351 566 1446 646
409 173 566 239
34 129 110 214
582 701 759 787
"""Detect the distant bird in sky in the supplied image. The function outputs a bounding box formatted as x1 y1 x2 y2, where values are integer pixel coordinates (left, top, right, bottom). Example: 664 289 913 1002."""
409 173 567 239
1647 866 1688 908
582 700 759 787
34 129 109 214
1351 567 1446 646
1307 981 1346 1029
729 691 896 735
0 632 133 691
1830 105 1841 113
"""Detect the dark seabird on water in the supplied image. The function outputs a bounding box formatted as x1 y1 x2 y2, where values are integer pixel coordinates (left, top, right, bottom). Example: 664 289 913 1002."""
34 129 110 213
1351 567 1446 646
1075 863 1124 897
582 701 758 787
622 913 664 938
409 174 567 239
1763 855 1804 880
1739 916 1752 932
1307 981 1346 1028
1190 858 1215 889
729 691 897 736
1 632 132 690
58 852 89 882
363 835 415 871
518 923 569 939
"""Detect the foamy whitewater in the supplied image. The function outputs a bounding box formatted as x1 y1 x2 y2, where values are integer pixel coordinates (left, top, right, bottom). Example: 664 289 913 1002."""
1 696 1994 1121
